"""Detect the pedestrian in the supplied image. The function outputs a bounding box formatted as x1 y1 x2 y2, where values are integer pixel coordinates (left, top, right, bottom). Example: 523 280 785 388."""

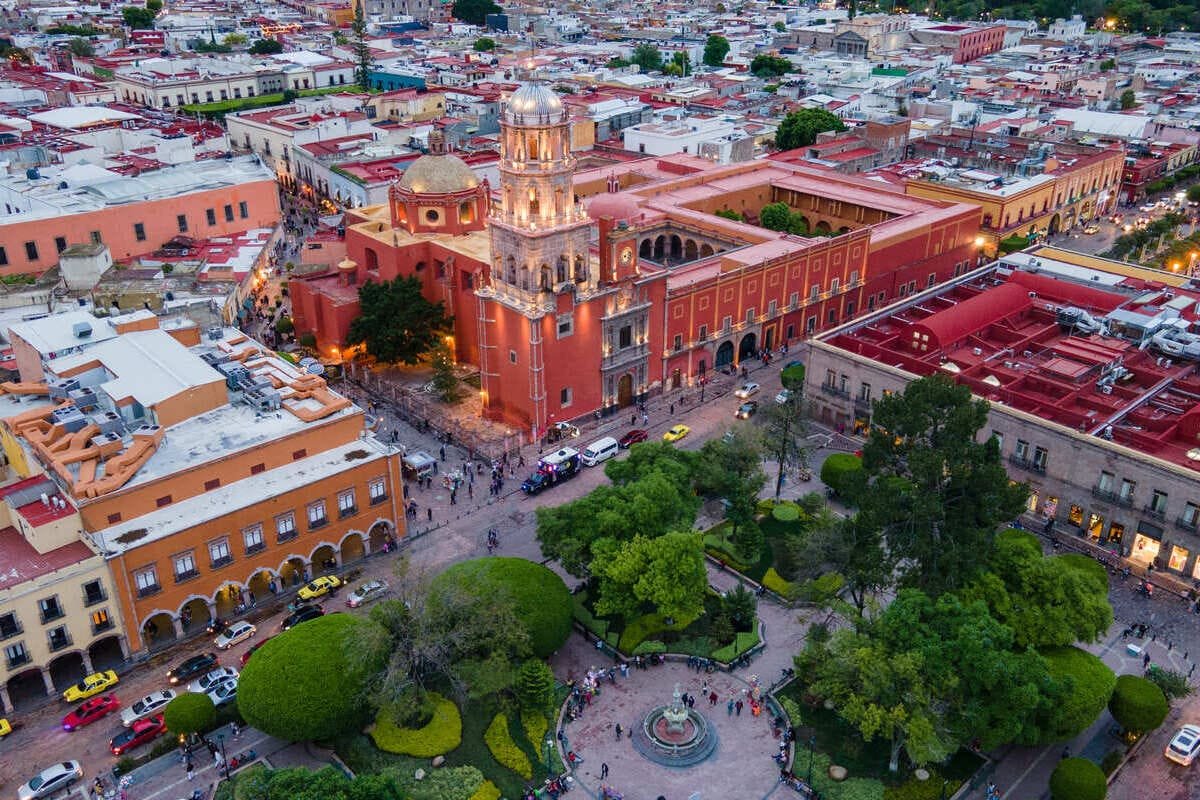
427 507 433 522
642 412 649 425
187 761 195 781
631 413 636 426
450 489 456 505
440 445 446 461
670 402 675 414
727 698 735 716
709 691 717 706
600 762 609 779
735 699 743 716
1143 652 1151 668
615 723 623 740
231 721 241 739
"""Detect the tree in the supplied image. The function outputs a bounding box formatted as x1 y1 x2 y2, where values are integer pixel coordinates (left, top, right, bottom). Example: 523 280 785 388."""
775 108 846 151
714 208 742 221
1099 58 1116 71
1036 646 1116 744
606 57 631 69
749 53 792 78
163 692 215 738
351 2 375 91
1145 665 1193 700
791 513 892 618
1187 184 1200 204
145 0 162 10
346 276 453 365
515 659 556 713
631 43 663 73
473 36 496 51
429 340 461 403
1108 675 1168 736
591 531 708 625
762 371 808 498
760 201 791 231
693 429 766 556
857 373 1028 596
240 614 387 741
249 38 282 55
1119 88 1136 110
274 315 294 335
122 6 156 28
1049 758 1107 800
430 557 572 658
222 32 248 46
452 0 500 24
703 34 730 67
67 37 94 57
820 453 864 502
774 21 786 32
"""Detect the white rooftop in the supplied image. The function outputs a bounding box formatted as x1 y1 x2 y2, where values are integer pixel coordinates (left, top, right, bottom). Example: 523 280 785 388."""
28 106 142 130
7 310 118 356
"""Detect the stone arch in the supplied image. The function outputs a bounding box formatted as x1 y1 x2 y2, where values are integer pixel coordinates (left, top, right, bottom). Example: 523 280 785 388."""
340 530 367 563
574 254 586 283
684 239 698 261
311 542 338 573
715 340 735 369
280 555 308 588
700 243 714 258
87 635 126 673
48 650 87 694
738 332 757 361
368 519 394 552
246 568 277 602
669 235 683 260
520 265 531 291
178 594 212 634
1048 213 1062 235
5 668 49 712
556 255 569 285
640 239 653 259
140 610 177 648
814 220 832 235
540 264 552 290
653 235 666 260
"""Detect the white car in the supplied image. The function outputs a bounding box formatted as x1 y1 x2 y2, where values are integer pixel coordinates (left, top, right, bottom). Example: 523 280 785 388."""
206 677 239 707
214 621 256 650
120 690 176 727
1165 724 1200 766
734 382 760 399
346 579 388 608
775 389 792 404
186 666 239 694
18 761 82 800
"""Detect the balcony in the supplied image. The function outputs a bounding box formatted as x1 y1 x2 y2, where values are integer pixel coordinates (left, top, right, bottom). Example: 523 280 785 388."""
277 529 298 544
1009 455 1047 475
173 569 200 585
602 342 650 371
136 583 161 599
1176 515 1198 532
47 633 73 652
820 383 850 399
308 517 328 531
92 618 114 635
210 555 233 570
0 622 22 642
370 493 388 506
82 589 107 608
1142 504 1167 522
854 396 873 414
1091 486 1134 508
244 542 266 556
40 607 64 625
6 651 30 670
339 505 358 519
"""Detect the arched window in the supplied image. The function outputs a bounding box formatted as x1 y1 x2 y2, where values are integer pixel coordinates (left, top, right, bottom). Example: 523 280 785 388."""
556 256 568 284
528 188 540 219
459 201 475 225
574 255 586 283
505 256 516 284
540 265 551 290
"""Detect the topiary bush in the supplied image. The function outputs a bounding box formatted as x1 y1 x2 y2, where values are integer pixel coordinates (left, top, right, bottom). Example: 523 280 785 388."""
432 558 571 658
520 709 548 754
772 501 801 522
1038 646 1117 743
386 764 486 800
484 713 532 779
1108 674 1168 736
370 692 462 756
469 781 502 800
164 691 215 738
1049 758 1107 800
820 453 864 502
618 613 671 653
238 613 386 741
762 567 797 599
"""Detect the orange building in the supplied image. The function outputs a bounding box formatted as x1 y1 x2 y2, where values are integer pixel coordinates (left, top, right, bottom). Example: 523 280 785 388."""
0 157 280 278
0 309 404 657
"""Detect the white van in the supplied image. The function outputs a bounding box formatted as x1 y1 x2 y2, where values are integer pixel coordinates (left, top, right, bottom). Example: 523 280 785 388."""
581 436 619 466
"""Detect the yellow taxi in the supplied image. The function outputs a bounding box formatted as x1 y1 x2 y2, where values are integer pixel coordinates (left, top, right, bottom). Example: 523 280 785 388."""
297 575 342 601
61 670 119 703
0 717 12 737
663 424 691 443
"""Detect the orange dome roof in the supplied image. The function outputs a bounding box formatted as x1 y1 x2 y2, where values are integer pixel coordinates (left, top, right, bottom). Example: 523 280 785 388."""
587 192 640 222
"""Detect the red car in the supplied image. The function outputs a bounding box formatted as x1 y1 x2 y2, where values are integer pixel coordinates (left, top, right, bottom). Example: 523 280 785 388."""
239 635 275 667
62 694 120 731
619 429 648 448
109 714 166 756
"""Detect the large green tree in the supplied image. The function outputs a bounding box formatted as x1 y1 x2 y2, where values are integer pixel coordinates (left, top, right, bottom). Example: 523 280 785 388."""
693 428 766 556
775 108 846 150
346 276 453 364
790 513 892 618
451 0 500 25
703 34 730 67
121 6 156 28
760 201 791 231
591 531 708 625
1036 646 1116 744
249 38 283 55
631 43 663 73
163 692 215 739
351 2 375 91
1108 674 1168 736
762 365 808 498
749 53 792 78
857 373 1028 596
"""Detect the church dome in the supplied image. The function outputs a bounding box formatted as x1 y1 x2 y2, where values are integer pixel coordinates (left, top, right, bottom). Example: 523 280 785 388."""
505 82 565 124
587 192 640 223
397 153 479 195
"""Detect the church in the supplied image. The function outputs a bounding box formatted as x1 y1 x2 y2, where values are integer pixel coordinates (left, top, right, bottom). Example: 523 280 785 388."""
290 82 983 437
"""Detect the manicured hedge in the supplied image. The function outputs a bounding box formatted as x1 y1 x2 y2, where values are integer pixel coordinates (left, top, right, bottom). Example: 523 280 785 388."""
433 558 572 657
712 630 760 662
1038 646 1117 743
164 692 216 737
632 640 667 655
484 713 532 779
1108 674 1168 735
370 693 463 757
618 613 671 653
820 453 864 501
1049 758 1107 800
772 501 801 521
520 710 548 755
762 567 797 599
469 781 502 800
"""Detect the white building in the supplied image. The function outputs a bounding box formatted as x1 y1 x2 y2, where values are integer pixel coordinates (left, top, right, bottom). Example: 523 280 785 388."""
622 113 754 163
1048 15 1087 40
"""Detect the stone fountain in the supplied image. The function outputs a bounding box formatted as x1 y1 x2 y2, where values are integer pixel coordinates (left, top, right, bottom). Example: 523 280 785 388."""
631 682 719 767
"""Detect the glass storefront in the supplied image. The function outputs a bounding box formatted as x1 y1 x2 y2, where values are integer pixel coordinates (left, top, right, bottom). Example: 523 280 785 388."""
1026 490 1040 514
1069 504 1084 526
1168 545 1189 573
1131 532 1160 565
1043 496 1059 518
1087 513 1104 541
1106 522 1125 545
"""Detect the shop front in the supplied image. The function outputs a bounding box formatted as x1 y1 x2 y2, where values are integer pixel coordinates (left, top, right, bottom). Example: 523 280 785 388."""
1130 522 1163 566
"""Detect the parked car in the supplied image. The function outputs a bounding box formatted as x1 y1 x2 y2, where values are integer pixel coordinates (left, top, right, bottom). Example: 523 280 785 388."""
281 605 325 631
1165 724 1200 766
734 382 760 399
545 421 580 442
297 575 342 601
186 667 239 694
109 714 166 756
167 653 218 685
735 401 758 419
618 429 649 448
663 424 691 442
239 636 276 668
61 694 120 731
214 621 256 650
775 389 792 404
120 691 176 727
206 678 239 707
346 579 388 608
0 717 12 737
61 670 119 703
18 761 82 800
1083 225 1100 234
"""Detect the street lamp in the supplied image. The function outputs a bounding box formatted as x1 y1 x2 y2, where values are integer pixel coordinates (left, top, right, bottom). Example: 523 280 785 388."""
806 735 817 785
543 734 554 774
218 733 229 780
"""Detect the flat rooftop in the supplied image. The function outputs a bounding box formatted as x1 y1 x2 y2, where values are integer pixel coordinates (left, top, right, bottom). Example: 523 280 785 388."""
0 527 94 589
822 249 1200 473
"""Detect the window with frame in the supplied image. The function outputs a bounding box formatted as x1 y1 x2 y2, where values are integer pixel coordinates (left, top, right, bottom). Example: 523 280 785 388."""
24 241 38 261
0 246 6 265
55 237 67 253
557 314 573 338
4 641 29 668
173 552 198 581
209 538 232 568
38 596 63 623
47 625 71 651
206 208 217 226
134 222 146 242
369 477 388 505
1150 490 1168 513
1182 502 1200 527
809 285 820 302
698 324 708 340
135 567 159 596
244 524 265 553
745 307 755 325
177 214 188 233
1032 447 1048 471
0 612 20 639
91 608 112 634
789 292 799 308
224 204 234 222
830 278 840 293
276 513 297 542
82 579 105 606
560 387 572 407
673 334 683 351
90 231 102 245
338 490 357 517
307 500 327 528
722 315 732 333
509 350 518 364
1014 440 1030 460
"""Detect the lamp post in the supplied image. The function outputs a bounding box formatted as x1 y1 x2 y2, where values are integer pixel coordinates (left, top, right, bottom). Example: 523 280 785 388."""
543 734 554 774
806 735 816 785
217 733 229 780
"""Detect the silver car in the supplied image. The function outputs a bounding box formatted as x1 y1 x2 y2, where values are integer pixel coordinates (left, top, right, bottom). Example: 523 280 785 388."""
346 579 388 608
18 761 82 800
186 666 239 694
207 677 239 707
120 690 176 727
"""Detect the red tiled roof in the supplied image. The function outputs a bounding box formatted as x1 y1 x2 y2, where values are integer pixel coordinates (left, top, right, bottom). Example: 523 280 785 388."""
0 526 94 588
